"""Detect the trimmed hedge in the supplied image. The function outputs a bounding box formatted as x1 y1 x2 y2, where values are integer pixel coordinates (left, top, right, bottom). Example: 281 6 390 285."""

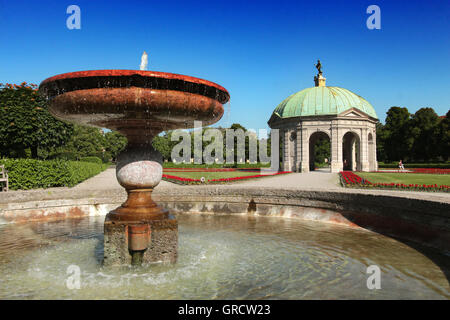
80 156 103 164
378 162 450 169
0 158 109 190
163 162 271 169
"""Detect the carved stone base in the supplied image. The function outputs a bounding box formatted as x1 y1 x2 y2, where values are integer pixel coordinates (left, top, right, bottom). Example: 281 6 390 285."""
360 161 370 172
298 162 309 173
103 212 178 267
331 161 343 173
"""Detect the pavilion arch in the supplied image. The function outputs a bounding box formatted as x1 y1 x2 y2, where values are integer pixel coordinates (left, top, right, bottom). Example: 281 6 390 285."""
342 131 361 171
308 131 331 171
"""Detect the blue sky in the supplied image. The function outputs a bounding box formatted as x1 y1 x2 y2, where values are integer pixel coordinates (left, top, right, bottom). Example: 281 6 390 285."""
1 0 449 130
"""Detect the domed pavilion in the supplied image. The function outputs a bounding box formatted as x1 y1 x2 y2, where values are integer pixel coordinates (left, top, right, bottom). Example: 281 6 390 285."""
268 61 378 173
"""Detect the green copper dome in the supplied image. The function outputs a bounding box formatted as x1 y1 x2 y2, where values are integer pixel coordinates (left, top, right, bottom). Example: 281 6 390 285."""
272 86 378 119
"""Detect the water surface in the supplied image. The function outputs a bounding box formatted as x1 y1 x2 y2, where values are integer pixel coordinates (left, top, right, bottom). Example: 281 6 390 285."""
0 215 448 299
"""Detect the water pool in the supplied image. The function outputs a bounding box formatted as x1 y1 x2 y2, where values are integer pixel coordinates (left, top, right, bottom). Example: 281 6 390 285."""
0 214 448 299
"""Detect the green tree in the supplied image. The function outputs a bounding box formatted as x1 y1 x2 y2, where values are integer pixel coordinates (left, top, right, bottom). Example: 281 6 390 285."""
436 110 450 161
314 137 330 164
375 122 388 162
152 132 172 160
229 123 251 163
383 106 413 161
410 108 440 161
151 124 277 165
104 130 127 161
0 82 73 158
62 125 105 160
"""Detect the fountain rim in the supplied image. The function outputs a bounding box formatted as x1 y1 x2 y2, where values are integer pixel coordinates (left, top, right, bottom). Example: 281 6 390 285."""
39 69 230 104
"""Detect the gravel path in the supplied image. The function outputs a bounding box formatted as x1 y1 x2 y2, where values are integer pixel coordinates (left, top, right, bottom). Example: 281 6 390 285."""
72 167 178 190
235 170 340 189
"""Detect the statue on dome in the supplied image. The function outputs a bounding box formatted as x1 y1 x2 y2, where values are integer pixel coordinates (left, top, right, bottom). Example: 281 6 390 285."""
315 59 323 75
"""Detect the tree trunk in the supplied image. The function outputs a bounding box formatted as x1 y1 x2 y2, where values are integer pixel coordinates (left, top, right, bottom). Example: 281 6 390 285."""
31 146 38 159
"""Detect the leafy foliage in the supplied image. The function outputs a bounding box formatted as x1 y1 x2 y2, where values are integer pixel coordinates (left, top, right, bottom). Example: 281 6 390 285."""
377 106 449 162
313 136 330 165
80 156 103 164
410 108 440 161
60 125 105 160
0 82 73 158
152 133 172 160
104 130 127 161
378 162 450 169
0 158 109 190
382 107 413 161
436 110 450 161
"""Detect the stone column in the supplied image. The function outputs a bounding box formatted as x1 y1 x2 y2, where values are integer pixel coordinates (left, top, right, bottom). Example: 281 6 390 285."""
373 128 378 171
300 127 309 172
280 129 286 171
295 124 302 172
289 131 296 171
330 123 342 172
351 137 357 171
282 129 292 171
360 127 370 172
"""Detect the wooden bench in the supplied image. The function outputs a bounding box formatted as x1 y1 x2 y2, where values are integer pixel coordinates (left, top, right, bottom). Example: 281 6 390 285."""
0 165 8 192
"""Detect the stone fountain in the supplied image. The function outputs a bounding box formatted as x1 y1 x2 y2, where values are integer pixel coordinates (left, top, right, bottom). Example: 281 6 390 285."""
39 69 230 266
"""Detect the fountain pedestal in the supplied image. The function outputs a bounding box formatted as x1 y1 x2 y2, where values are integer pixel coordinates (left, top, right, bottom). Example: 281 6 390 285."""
104 214 178 266
103 144 178 266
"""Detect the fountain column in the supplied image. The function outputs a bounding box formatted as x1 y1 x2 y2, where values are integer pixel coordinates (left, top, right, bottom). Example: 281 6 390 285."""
103 141 178 267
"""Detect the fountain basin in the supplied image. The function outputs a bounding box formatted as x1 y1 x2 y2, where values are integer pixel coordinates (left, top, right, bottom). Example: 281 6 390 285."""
1 186 450 253
0 213 448 299
1 186 449 298
39 70 229 139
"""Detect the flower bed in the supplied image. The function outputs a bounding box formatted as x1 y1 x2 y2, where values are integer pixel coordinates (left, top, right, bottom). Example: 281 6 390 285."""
340 171 371 185
208 171 290 183
163 168 239 172
162 171 290 185
369 182 450 192
409 168 450 174
339 171 450 192
162 174 202 184
163 168 262 173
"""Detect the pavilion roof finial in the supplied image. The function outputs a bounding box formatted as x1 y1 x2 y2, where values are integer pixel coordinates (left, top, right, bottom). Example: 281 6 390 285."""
314 59 326 87
315 59 323 75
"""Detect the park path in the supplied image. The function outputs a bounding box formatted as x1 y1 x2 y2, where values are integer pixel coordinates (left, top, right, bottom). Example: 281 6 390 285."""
72 167 177 190
235 169 340 189
73 167 339 191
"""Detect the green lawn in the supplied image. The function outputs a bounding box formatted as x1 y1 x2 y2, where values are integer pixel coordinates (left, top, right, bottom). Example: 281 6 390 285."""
356 172 450 186
163 171 261 180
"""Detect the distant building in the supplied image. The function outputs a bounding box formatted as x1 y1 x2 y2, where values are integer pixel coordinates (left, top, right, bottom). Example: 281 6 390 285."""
268 65 378 172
